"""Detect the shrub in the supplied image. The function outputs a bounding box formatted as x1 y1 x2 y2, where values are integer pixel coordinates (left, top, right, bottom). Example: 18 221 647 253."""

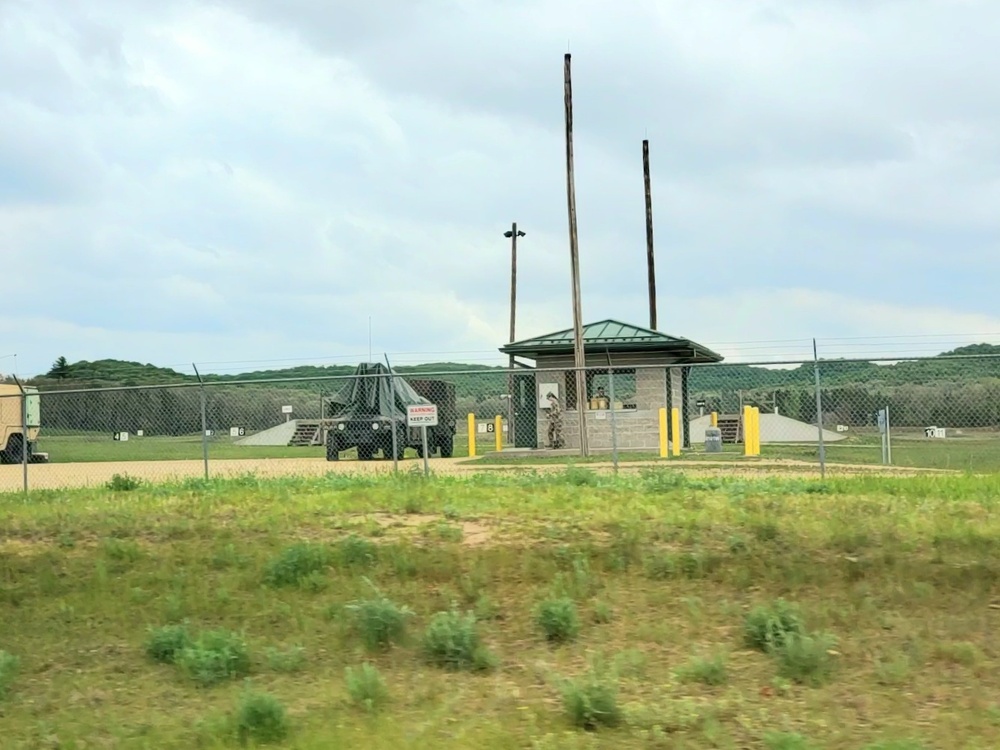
421 607 496 672
234 690 289 745
105 473 142 492
263 543 331 587
535 597 581 644
145 623 193 664
338 535 378 568
345 663 389 712
764 732 816 750
0 650 20 699
744 599 805 653
561 666 622 730
775 632 837 687
265 645 306 674
677 653 728 686
345 584 414 652
177 629 251 686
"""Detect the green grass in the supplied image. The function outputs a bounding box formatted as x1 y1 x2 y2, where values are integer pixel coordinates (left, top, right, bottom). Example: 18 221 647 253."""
35 426 1000 473
3 468 1000 747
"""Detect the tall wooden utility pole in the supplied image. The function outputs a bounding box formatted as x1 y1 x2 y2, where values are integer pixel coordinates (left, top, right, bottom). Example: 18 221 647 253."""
643 139 657 330
564 53 589 457
505 222 525 447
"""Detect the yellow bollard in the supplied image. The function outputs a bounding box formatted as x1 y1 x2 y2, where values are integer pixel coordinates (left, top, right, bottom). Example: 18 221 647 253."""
710 411 718 427
743 405 752 456
494 415 503 453
467 413 476 457
658 407 669 458
671 407 681 457
753 406 761 456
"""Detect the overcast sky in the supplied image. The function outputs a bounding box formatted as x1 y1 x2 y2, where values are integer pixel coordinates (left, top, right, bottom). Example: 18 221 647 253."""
2 0 1000 377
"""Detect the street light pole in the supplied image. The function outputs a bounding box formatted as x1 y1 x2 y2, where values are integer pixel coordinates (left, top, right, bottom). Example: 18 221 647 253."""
504 223 525 447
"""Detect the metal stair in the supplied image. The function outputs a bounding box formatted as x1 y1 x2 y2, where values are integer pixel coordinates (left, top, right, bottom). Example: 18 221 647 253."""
288 420 322 447
716 415 744 444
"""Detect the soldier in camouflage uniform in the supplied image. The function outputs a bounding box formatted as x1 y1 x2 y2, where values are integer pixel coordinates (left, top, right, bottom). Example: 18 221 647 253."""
546 392 564 449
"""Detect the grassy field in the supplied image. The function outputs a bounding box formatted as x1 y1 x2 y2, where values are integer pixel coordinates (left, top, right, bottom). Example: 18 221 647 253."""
34 429 1000 474
3 469 1000 748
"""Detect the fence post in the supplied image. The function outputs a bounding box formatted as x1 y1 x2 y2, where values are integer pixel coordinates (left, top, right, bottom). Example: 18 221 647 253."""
885 404 892 465
812 339 826 479
467 413 477 457
608 359 618 474
193 364 209 480
384 355 400 473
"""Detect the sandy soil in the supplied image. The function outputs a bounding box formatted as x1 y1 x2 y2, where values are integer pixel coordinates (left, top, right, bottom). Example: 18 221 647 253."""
0 454 950 493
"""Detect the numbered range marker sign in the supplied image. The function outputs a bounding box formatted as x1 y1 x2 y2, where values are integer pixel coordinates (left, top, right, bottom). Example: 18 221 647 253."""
113 432 129 442
230 427 246 437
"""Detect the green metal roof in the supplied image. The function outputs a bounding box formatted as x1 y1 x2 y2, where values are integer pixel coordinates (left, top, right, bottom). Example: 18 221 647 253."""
499 319 724 363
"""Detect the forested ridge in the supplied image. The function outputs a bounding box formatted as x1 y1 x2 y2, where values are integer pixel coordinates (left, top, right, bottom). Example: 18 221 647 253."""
6 345 1000 434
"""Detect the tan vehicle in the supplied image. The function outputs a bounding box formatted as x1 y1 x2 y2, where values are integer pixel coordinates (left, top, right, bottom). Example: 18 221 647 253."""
0 384 48 464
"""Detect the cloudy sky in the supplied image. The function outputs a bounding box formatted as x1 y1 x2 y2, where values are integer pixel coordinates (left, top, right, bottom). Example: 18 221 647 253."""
2 0 1000 377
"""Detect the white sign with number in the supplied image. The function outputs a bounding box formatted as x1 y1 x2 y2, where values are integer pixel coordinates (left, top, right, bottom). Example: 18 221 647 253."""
407 404 438 427
230 427 246 437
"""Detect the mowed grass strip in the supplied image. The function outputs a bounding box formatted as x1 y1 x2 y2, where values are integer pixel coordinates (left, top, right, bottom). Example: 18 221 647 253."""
2 468 1000 748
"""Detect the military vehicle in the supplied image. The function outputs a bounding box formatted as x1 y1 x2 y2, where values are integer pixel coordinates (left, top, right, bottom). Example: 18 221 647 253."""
0 384 49 464
324 364 458 461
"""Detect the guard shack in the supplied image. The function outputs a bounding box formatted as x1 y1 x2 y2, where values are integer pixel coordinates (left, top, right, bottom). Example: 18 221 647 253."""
498 319 723 452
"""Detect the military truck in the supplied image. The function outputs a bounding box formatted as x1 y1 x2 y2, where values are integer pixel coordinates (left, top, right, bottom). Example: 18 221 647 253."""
323 364 458 461
0 384 49 464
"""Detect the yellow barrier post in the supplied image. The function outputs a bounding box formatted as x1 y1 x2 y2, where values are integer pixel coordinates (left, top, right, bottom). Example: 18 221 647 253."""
494 415 503 453
467 413 476 457
658 407 669 458
743 405 752 456
710 411 718 427
671 407 681 457
752 407 761 456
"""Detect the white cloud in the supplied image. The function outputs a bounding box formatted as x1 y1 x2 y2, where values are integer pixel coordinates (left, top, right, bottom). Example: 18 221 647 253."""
1 0 999 378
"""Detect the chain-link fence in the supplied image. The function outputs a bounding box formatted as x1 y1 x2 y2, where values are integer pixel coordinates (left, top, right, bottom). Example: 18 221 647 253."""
2 354 999 492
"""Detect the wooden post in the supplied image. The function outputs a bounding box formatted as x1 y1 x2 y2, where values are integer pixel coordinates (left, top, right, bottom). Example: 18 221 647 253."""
643 139 657 330
564 52 589 457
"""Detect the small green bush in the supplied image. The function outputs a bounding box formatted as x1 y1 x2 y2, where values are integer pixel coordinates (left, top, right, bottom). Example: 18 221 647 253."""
338 535 378 568
677 653 728 686
345 583 413 652
861 742 927 750
764 731 816 750
234 690 289 745
561 666 622 730
177 629 251 686
0 650 20 699
263 543 331 587
775 632 837 686
421 607 496 672
105 473 142 492
744 599 805 653
535 597 581 644
345 663 389 712
265 645 306 674
145 623 193 664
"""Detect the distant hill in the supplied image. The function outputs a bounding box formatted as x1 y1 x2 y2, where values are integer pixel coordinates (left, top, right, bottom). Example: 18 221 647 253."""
13 345 1000 433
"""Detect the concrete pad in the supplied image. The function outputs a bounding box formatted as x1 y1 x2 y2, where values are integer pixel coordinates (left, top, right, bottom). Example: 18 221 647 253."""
689 413 846 444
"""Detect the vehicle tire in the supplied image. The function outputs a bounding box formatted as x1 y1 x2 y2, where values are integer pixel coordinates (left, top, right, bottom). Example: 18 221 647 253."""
2 434 24 465
325 432 340 461
394 430 406 461
438 432 454 458
358 444 375 461
415 444 424 459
